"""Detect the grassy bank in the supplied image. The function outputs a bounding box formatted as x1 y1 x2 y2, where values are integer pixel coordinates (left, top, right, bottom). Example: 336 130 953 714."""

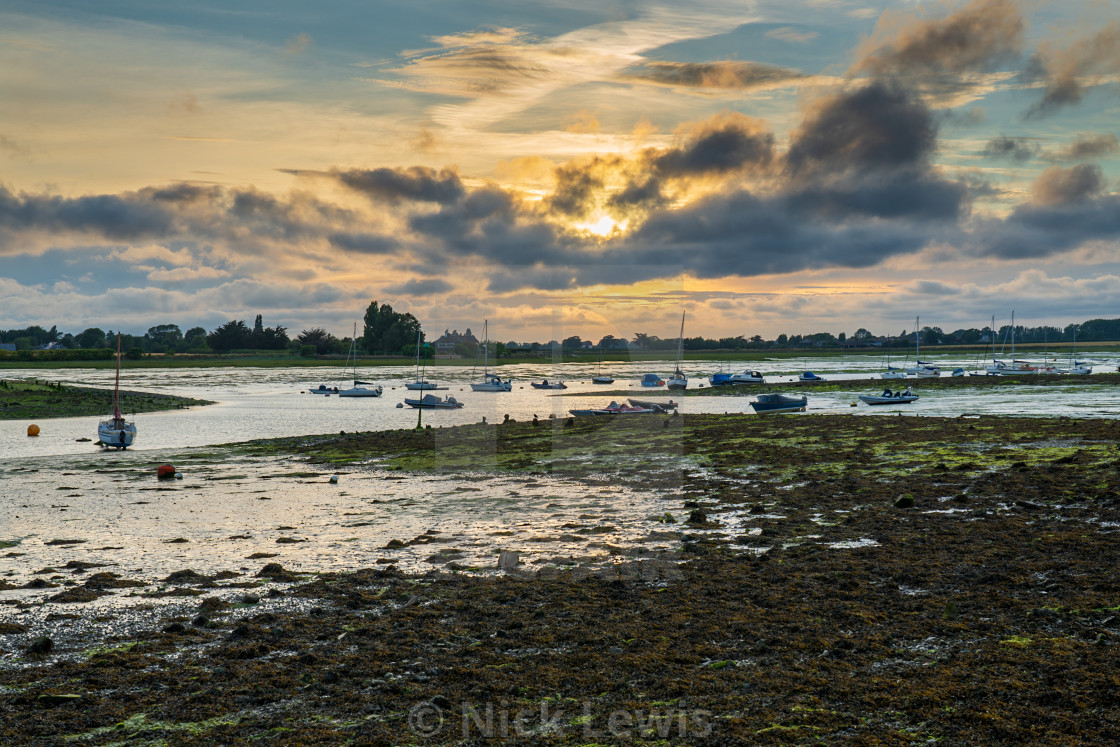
0 379 213 420
2 413 1119 744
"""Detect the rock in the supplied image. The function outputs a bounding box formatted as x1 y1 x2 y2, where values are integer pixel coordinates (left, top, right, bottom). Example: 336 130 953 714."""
27 636 53 655
894 495 915 508
687 508 708 524
498 550 520 572
163 622 187 634
256 563 286 577
384 539 407 549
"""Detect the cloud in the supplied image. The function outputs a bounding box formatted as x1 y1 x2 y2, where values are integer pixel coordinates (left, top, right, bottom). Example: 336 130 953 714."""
285 33 313 56
621 60 808 91
1030 164 1106 207
1025 23 1120 117
982 134 1038 161
786 81 938 177
146 266 230 283
765 27 819 44
333 166 465 205
851 0 1023 80
384 278 454 295
1045 133 1120 162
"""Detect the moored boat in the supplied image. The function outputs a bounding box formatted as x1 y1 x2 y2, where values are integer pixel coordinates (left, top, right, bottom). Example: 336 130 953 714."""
859 386 918 405
749 393 807 414
628 398 677 411
98 334 137 448
470 320 512 391
798 371 824 382
404 394 463 409
640 373 666 387
531 379 567 389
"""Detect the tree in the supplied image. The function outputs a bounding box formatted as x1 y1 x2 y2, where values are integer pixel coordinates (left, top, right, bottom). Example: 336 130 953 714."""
362 300 422 355
206 320 252 352
296 328 337 355
852 328 872 342
76 328 106 349
147 324 183 350
562 335 583 350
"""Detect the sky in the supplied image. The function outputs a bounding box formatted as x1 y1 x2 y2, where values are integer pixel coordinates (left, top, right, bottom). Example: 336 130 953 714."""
1 0 1119 343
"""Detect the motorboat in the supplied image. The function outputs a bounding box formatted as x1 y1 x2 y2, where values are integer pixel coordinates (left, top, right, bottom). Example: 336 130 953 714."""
570 401 657 416
749 393 807 414
798 371 825 382
640 373 666 387
951 367 966 377
97 333 137 449
470 320 512 391
404 394 463 409
712 368 765 385
628 398 677 411
307 384 339 395
531 379 567 389
859 386 919 405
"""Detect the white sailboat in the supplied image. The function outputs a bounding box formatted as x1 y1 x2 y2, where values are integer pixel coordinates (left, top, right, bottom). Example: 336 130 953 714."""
405 327 446 390
986 311 1035 375
1068 327 1092 375
337 323 383 397
667 311 688 390
904 316 940 377
880 351 907 380
470 320 512 392
97 333 137 448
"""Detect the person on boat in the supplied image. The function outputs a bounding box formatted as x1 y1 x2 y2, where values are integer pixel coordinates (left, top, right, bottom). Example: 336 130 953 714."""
882 388 893 397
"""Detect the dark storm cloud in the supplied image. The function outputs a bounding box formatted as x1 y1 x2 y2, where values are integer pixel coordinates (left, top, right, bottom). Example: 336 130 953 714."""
652 119 774 176
334 166 465 205
1025 24 1120 118
978 192 1120 259
0 185 175 244
851 0 1023 80
622 60 807 90
982 135 1038 161
384 277 454 295
786 82 938 177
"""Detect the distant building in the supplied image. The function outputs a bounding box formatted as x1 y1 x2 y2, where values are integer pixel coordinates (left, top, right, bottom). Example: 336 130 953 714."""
433 328 479 354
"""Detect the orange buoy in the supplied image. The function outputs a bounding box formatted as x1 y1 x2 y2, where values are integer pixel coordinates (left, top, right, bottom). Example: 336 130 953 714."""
157 464 176 479
27 424 40 437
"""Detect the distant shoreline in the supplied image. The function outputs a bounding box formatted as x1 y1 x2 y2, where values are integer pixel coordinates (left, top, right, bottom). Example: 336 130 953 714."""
1 342 1117 370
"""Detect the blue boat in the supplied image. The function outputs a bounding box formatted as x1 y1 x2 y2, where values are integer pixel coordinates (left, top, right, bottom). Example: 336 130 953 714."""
749 393 808 414
639 373 666 387
798 371 824 382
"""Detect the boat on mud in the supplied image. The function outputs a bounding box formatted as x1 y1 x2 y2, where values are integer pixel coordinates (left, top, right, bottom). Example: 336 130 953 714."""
798 372 825 382
749 393 808 414
628 398 677 411
97 333 137 448
569 401 658 416
859 387 919 405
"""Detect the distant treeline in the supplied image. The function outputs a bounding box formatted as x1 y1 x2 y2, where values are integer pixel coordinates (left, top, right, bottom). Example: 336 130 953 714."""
3 315 1119 358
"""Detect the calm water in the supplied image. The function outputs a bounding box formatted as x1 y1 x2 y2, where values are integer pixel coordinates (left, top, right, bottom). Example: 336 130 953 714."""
2 353 1118 604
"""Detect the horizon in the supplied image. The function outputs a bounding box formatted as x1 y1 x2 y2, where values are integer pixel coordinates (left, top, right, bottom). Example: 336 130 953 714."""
2 1 1118 340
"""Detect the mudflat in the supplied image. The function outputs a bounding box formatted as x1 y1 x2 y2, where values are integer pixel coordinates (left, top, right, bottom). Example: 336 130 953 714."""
0 379 212 420
2 413 1119 744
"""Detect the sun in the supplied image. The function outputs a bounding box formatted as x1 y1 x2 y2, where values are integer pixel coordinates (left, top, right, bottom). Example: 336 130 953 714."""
574 214 628 238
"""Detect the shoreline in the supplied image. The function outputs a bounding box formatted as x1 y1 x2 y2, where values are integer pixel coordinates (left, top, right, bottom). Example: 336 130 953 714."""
3 413 1119 744
0 379 213 421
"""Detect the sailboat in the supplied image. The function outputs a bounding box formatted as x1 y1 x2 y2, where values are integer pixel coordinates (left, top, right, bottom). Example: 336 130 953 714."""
986 311 1035 375
470 320 512 392
904 316 940 377
880 351 907 380
592 348 614 384
337 323 382 397
1067 327 1092 375
666 311 688 390
97 333 137 448
405 327 446 390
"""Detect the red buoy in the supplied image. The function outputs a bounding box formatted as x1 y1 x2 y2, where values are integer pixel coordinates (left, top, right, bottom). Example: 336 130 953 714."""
157 464 176 479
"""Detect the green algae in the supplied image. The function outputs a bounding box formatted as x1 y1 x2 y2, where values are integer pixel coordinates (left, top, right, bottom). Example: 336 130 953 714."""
64 712 241 742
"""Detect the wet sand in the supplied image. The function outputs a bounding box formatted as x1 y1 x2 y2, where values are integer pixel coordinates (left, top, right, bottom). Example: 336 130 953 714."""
2 413 1119 744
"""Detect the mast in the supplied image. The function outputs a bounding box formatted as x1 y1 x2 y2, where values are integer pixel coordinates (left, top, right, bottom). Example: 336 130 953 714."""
113 333 122 421
915 316 920 363
1010 310 1015 359
675 311 685 374
482 320 488 378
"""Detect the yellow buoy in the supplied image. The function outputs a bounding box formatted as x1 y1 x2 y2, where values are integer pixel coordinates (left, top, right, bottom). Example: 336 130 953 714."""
27 424 40 437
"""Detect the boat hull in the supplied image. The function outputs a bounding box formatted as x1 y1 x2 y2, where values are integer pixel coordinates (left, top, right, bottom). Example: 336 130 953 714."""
405 381 447 391
471 382 511 392
859 394 919 405
98 420 136 448
404 396 463 409
337 386 382 397
592 376 614 384
750 394 807 414
531 382 567 389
